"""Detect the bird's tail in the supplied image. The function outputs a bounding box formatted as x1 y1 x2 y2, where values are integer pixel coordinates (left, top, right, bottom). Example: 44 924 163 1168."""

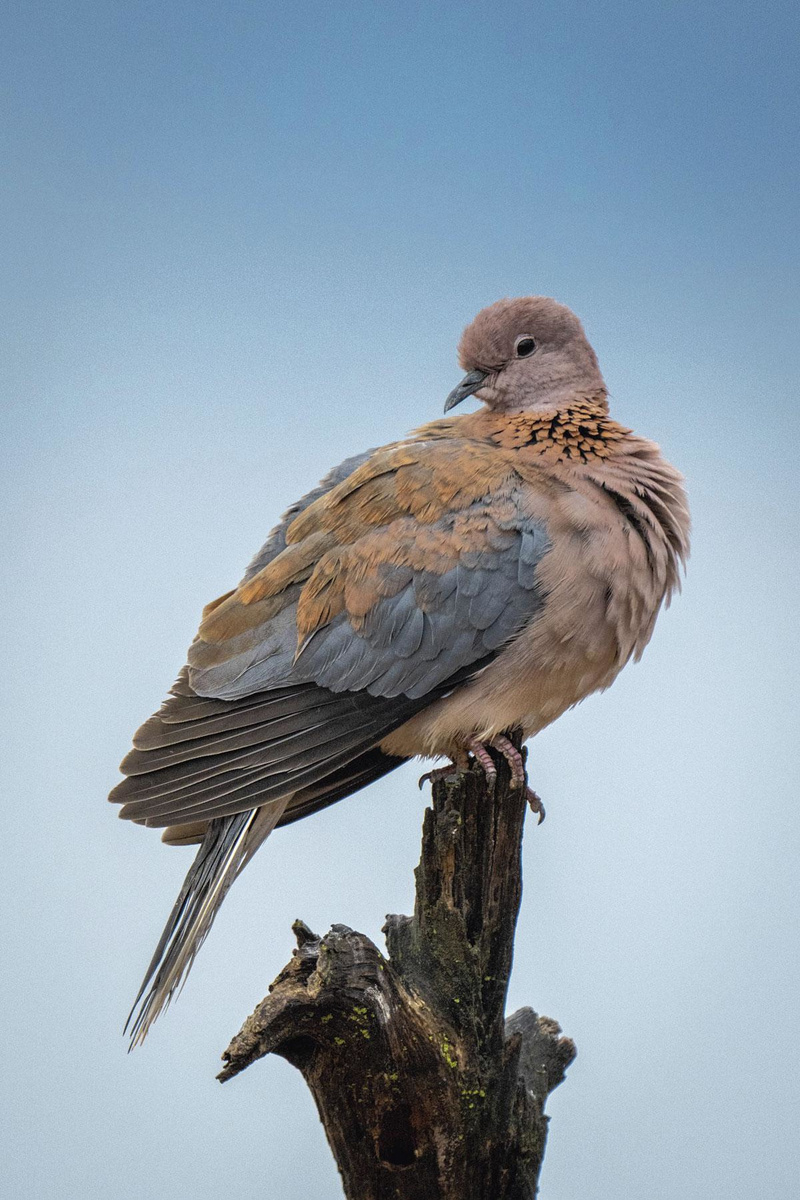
125 799 289 1048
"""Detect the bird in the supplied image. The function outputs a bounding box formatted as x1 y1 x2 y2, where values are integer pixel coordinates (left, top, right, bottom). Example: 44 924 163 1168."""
110 296 690 1046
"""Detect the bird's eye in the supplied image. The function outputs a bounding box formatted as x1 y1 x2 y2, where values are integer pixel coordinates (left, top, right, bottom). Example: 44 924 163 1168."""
515 336 536 358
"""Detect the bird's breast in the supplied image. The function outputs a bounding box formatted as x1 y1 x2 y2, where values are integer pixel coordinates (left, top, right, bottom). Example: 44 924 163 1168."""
380 542 622 759
381 446 688 760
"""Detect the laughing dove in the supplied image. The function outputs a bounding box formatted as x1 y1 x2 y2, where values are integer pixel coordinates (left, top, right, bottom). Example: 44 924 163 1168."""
111 296 690 1044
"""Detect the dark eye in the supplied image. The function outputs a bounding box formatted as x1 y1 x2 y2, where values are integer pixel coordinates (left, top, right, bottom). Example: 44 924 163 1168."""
515 337 536 358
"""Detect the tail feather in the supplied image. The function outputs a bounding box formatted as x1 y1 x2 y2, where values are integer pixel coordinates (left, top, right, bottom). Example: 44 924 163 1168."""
126 799 288 1047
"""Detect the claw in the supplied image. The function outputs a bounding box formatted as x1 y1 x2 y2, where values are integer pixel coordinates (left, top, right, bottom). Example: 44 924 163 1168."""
418 765 459 790
418 750 470 790
526 788 546 824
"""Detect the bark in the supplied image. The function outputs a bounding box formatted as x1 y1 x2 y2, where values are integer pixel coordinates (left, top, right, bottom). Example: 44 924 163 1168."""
219 736 575 1199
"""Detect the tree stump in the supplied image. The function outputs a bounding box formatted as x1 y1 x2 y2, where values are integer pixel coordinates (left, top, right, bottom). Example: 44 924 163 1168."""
219 736 576 1199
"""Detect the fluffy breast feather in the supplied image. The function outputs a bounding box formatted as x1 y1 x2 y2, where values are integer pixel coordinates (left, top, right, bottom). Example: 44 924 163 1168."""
381 414 689 758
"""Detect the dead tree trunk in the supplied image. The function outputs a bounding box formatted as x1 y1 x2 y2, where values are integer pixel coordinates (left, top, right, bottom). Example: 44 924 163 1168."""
218 736 575 1199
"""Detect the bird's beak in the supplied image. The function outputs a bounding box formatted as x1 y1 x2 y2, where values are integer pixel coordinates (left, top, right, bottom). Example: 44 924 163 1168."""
444 369 488 412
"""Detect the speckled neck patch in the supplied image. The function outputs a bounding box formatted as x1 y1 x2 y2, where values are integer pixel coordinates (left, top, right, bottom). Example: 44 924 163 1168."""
473 397 629 463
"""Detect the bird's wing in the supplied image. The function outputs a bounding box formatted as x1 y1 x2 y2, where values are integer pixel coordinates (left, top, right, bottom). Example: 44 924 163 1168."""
110 437 551 829
158 745 406 845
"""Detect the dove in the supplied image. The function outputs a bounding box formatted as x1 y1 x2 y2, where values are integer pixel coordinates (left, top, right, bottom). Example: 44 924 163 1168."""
110 296 689 1045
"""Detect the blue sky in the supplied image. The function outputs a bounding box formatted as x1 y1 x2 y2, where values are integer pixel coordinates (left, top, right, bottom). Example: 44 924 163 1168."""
2 3 799 1197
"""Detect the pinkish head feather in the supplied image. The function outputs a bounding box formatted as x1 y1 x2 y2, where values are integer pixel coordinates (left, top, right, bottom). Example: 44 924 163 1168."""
455 296 606 414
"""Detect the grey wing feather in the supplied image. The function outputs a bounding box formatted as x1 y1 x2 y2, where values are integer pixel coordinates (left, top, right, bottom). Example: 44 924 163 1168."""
195 507 551 704
110 672 426 826
290 510 550 701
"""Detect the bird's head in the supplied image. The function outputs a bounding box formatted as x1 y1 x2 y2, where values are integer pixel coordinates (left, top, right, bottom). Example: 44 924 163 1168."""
446 296 606 415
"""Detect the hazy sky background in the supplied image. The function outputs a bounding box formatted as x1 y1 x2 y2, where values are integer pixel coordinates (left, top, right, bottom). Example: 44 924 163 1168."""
2 2 799 1197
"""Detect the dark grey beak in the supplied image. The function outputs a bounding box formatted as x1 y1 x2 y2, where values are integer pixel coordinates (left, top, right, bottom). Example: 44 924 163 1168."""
444 369 488 412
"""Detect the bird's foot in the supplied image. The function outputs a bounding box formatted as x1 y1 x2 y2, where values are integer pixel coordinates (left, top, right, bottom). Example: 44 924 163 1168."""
420 738 545 823
418 750 470 790
471 734 547 824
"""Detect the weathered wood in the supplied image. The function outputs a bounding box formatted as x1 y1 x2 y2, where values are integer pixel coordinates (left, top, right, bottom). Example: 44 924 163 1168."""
219 736 575 1198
